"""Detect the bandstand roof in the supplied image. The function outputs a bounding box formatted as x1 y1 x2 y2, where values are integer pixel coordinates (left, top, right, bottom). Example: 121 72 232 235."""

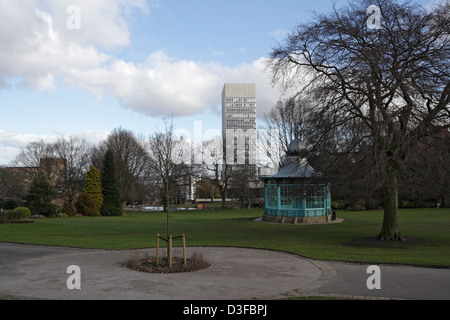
261 139 324 181
269 157 321 179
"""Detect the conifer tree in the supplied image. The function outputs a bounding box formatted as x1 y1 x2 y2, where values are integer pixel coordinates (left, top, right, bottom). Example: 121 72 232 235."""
82 166 103 216
100 149 122 216
24 170 57 216
76 191 97 216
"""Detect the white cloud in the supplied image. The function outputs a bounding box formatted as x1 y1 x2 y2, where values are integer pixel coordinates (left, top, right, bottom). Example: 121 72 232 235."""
0 130 56 165
0 0 116 90
268 29 291 43
78 130 110 145
67 52 283 118
0 0 284 120
45 0 149 49
0 129 110 165
0 0 291 166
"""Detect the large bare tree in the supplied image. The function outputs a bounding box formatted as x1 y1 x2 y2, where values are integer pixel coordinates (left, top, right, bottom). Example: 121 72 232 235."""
13 140 57 182
269 0 450 240
261 95 314 170
93 128 150 213
13 136 92 205
201 136 231 209
53 136 92 205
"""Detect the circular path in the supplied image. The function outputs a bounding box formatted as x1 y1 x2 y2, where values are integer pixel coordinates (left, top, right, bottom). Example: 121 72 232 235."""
0 243 326 300
1 242 449 300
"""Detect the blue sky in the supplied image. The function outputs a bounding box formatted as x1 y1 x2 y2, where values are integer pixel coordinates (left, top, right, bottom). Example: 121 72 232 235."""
0 0 439 164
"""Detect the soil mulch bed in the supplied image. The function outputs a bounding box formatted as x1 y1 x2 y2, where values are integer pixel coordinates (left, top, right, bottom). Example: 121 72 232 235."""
126 252 211 274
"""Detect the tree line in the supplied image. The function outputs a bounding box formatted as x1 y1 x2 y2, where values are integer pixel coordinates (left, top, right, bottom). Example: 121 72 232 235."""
0 124 187 215
2 119 262 216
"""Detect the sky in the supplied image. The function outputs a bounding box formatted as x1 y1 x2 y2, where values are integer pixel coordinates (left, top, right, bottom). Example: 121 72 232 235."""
0 0 440 165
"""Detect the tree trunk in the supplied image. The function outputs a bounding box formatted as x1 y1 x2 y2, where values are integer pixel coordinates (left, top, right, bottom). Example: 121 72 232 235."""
121 201 126 216
221 196 226 209
220 186 228 209
166 206 170 260
166 194 171 261
377 165 403 241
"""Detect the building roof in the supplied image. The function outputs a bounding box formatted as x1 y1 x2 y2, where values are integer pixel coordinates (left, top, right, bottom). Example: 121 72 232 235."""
262 139 323 180
267 157 322 179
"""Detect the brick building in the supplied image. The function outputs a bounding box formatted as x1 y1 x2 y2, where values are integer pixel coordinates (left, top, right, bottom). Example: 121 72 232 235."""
0 158 66 204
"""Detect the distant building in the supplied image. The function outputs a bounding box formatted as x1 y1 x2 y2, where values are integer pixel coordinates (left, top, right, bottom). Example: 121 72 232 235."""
0 158 66 204
222 83 257 179
0 166 35 201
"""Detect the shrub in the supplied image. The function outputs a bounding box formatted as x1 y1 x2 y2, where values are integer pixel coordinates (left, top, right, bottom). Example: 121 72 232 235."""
0 199 18 210
0 212 6 224
76 191 97 216
30 214 45 219
399 199 427 208
13 207 31 218
365 199 381 210
188 251 210 271
0 210 23 223
61 203 76 217
331 200 347 210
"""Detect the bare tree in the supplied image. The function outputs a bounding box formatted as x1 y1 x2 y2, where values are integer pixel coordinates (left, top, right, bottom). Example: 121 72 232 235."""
228 164 261 209
147 119 193 254
195 178 220 201
400 132 450 207
13 140 57 182
261 95 314 169
93 128 150 213
269 0 450 240
53 136 92 205
201 136 231 209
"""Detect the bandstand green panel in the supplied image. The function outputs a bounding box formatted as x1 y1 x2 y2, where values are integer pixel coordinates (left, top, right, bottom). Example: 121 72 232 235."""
264 183 331 218
261 140 332 224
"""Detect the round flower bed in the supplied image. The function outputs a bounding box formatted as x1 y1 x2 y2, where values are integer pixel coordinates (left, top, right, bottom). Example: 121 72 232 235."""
126 251 211 274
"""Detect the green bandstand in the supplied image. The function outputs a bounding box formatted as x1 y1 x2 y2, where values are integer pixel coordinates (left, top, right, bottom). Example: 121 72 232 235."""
261 139 332 224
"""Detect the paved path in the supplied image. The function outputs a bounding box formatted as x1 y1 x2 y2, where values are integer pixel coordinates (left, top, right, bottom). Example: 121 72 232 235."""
0 242 449 300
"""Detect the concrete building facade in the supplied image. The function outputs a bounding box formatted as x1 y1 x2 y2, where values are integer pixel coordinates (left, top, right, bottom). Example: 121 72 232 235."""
222 83 257 178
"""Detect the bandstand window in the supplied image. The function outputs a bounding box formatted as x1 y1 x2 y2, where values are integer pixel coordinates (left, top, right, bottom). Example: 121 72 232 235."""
266 185 278 209
261 139 332 224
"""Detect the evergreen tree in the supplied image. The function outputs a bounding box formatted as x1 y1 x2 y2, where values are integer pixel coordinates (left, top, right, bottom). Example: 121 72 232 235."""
61 202 76 217
100 149 122 216
76 191 97 216
24 170 57 216
82 166 103 216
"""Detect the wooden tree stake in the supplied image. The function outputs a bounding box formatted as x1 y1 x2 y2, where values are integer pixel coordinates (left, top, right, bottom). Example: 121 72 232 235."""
156 233 160 265
182 234 187 267
169 235 173 268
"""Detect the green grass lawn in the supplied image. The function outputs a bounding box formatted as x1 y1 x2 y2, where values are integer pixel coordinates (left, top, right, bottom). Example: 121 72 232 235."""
1 208 449 267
